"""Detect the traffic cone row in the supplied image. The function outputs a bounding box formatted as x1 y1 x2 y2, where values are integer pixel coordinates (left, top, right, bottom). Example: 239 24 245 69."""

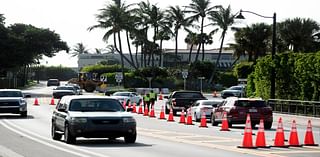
199 111 208 128
185 108 193 125
167 107 175 122
159 105 166 120
179 109 186 124
149 105 156 118
238 114 256 148
33 98 39 106
220 112 230 131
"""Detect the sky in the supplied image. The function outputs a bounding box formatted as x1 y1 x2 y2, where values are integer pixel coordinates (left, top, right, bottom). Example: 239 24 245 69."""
1 0 319 67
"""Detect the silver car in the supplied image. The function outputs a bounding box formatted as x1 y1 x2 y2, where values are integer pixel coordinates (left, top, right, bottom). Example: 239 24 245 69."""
190 99 223 122
220 85 246 99
110 92 143 105
51 95 137 144
0 89 28 117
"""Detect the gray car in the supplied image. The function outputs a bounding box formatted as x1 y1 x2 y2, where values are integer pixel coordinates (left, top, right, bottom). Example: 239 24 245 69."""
0 89 28 117
51 95 137 144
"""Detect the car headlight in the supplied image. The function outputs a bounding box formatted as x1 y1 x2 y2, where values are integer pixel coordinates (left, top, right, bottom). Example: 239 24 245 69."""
19 99 27 105
70 117 87 123
123 117 136 123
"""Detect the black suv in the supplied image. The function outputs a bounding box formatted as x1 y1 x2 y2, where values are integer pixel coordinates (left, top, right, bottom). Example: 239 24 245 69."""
165 91 207 115
51 95 137 144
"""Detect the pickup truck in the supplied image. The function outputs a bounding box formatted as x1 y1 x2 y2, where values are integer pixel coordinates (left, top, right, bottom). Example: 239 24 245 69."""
164 91 207 115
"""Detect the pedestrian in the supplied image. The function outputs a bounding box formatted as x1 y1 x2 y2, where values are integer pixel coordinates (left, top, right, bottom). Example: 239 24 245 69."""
143 92 150 111
149 89 157 106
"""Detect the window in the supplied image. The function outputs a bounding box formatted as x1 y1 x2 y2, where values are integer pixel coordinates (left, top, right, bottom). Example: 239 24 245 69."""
235 100 266 107
69 99 124 112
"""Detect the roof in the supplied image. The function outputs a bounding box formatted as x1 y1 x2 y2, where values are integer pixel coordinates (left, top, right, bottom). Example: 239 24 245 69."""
225 97 264 101
0 89 22 92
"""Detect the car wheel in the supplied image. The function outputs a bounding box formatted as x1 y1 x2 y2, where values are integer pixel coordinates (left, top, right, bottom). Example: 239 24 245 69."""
20 111 27 117
124 131 136 144
264 122 272 130
251 123 256 129
64 123 76 144
211 114 218 126
228 122 232 128
51 124 62 140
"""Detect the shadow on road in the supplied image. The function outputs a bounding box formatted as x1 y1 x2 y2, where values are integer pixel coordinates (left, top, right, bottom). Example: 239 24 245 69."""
75 138 152 147
0 114 35 120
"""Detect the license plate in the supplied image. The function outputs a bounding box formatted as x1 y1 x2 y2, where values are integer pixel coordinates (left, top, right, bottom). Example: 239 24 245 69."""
249 109 257 112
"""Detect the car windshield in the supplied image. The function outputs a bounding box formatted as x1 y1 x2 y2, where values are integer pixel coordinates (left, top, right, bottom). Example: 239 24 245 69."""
113 92 130 97
203 101 222 107
229 86 243 90
55 86 74 90
173 92 203 98
69 99 124 112
235 100 267 107
0 91 23 97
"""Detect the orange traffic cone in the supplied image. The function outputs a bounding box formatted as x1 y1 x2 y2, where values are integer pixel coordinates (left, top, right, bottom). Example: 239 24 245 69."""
128 101 132 109
185 108 193 125
220 112 230 131
132 103 137 113
238 114 256 149
138 102 143 114
304 120 319 146
149 105 156 118
50 97 55 105
159 92 163 100
272 117 289 148
199 111 208 128
159 105 166 120
167 107 175 122
33 98 39 106
289 120 302 147
255 119 270 148
179 109 186 124
143 104 149 116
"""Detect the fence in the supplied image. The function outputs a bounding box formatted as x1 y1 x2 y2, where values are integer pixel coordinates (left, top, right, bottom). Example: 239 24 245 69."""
268 99 320 117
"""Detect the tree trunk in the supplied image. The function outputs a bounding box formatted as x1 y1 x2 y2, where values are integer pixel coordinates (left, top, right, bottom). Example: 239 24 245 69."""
117 32 125 86
194 43 201 63
135 45 139 68
159 39 163 67
126 31 135 67
209 31 226 84
175 30 179 67
201 17 205 61
188 44 194 64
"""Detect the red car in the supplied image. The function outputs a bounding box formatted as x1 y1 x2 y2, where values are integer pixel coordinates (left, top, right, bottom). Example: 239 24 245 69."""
211 97 273 129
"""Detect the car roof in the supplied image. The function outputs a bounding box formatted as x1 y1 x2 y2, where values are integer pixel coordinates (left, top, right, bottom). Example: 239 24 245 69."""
61 95 117 103
225 97 263 101
196 99 223 103
0 89 22 92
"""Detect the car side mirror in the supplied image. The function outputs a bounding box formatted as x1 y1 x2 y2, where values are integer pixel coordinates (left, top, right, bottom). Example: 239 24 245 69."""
58 107 66 112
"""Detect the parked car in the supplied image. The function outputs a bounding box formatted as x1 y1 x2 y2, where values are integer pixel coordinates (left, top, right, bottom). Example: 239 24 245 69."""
211 97 273 129
220 85 246 99
190 99 223 122
51 95 137 144
66 83 82 95
0 89 28 117
109 92 143 105
47 79 60 86
164 91 207 115
52 86 77 99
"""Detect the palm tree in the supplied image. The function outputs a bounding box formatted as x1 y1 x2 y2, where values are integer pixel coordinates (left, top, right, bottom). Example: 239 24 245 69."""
71 43 89 57
156 27 172 67
208 5 235 83
184 0 220 60
167 5 193 66
0 14 5 25
184 32 199 63
278 17 320 52
88 0 137 83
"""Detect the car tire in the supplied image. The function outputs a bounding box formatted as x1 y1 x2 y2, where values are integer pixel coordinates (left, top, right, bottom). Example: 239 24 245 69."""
264 122 272 130
20 111 27 117
251 123 256 129
64 123 76 144
124 131 136 144
211 114 218 126
228 122 232 128
51 124 62 140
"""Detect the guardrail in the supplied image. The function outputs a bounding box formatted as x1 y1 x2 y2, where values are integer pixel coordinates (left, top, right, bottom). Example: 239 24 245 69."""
268 99 320 117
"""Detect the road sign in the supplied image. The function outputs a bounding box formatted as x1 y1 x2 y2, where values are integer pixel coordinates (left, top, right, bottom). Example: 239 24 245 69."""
100 75 107 82
115 72 123 80
182 70 188 79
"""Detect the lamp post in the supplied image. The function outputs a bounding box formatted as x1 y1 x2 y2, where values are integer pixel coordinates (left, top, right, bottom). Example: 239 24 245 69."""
236 10 276 99
198 77 205 93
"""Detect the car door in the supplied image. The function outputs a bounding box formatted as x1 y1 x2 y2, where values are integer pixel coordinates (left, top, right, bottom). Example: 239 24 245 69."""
214 100 227 122
55 100 68 131
191 102 200 119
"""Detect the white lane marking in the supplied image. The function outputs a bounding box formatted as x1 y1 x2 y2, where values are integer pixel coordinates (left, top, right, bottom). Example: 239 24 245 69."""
0 145 24 157
0 120 110 157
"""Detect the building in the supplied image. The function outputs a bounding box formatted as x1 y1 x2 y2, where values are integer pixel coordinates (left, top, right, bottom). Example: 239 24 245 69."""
78 47 242 70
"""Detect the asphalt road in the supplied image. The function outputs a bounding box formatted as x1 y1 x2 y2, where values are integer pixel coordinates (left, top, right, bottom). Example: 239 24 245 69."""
0 83 319 157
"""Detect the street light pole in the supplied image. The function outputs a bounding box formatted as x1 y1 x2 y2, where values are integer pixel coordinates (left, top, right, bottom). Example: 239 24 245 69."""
236 10 276 99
